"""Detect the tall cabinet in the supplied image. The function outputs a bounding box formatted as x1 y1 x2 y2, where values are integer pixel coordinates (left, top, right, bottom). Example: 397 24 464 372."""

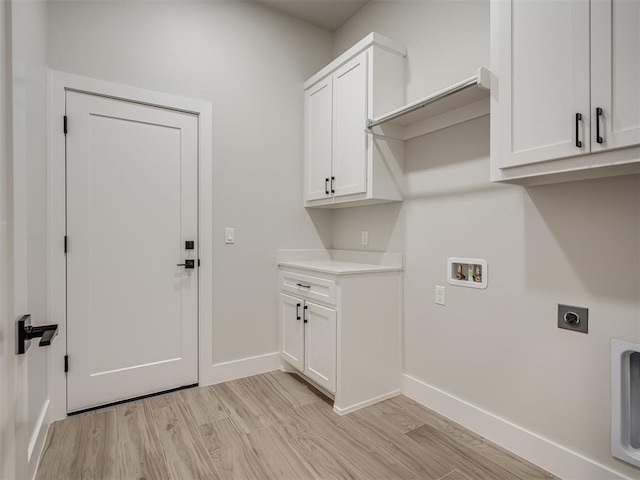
491 0 640 183
304 33 406 208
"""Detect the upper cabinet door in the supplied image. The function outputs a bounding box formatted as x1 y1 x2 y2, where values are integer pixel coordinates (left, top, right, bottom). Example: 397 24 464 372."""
591 0 640 152
305 78 333 202
492 0 591 169
332 52 368 197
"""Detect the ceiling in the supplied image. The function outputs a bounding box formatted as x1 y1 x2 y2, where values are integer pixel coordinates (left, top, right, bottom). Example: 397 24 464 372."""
256 0 369 31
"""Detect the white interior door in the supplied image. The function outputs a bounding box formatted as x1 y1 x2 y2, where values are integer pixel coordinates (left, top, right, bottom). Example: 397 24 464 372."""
65 91 198 412
280 293 304 371
304 301 336 393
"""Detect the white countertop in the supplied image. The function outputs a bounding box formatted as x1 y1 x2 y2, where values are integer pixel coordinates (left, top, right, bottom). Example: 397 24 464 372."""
278 259 401 275
277 249 403 275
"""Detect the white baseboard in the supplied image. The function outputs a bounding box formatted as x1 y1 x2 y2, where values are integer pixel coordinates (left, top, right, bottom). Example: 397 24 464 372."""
402 374 632 480
201 352 280 386
334 389 401 416
29 399 50 480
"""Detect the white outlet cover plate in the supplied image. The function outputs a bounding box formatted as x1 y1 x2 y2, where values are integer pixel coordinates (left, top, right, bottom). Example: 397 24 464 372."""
435 285 445 305
447 257 487 289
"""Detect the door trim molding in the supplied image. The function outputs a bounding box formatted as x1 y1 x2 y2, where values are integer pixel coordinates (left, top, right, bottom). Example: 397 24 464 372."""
47 70 213 421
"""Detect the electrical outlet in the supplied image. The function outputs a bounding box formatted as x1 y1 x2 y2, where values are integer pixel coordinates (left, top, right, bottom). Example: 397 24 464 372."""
435 286 445 305
557 304 588 334
361 231 368 246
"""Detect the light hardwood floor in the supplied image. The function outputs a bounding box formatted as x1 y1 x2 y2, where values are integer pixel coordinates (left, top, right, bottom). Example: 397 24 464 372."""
37 371 557 480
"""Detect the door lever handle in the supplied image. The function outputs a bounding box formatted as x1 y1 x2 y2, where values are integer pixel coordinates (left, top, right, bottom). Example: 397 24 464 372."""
177 259 195 269
16 314 58 354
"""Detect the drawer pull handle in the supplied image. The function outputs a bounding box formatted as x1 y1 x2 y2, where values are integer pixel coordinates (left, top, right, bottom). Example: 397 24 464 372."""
296 283 311 289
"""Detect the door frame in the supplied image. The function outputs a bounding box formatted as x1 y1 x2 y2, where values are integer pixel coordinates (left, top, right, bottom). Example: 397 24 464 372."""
47 70 213 421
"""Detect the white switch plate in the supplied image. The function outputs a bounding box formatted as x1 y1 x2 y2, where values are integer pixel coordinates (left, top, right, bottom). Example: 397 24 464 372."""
435 285 445 305
361 231 368 246
225 227 234 244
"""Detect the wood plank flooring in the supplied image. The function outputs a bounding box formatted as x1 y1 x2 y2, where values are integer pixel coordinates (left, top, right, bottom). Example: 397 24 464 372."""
37 371 558 480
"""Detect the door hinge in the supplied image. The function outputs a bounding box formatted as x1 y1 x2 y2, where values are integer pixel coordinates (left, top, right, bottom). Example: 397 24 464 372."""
64 355 69 373
63 116 68 135
64 235 67 254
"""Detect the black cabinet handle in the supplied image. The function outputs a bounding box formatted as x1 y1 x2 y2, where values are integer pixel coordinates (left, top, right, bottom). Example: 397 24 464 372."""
296 283 311 289
296 303 301 321
575 113 583 148
325 178 329 195
596 107 603 144
331 176 335 194
303 305 308 323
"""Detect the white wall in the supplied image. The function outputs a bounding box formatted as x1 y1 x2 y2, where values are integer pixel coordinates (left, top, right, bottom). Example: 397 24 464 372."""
47 1 334 368
333 1 640 478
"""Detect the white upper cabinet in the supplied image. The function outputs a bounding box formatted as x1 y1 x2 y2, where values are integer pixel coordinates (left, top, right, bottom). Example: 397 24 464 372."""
591 0 640 152
492 0 590 169
303 33 406 208
491 0 640 184
304 78 333 201
332 52 368 198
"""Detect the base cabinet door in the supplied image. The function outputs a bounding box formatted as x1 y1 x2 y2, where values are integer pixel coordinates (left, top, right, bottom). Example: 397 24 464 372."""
304 301 337 393
280 293 305 372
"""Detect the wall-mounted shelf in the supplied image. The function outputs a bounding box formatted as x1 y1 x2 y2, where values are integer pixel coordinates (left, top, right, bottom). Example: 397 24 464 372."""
366 67 491 140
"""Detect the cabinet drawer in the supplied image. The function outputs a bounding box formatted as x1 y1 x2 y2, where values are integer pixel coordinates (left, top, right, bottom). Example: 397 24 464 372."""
280 270 336 305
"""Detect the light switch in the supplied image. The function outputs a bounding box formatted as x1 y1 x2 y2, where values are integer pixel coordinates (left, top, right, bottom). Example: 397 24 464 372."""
225 228 234 244
361 231 368 246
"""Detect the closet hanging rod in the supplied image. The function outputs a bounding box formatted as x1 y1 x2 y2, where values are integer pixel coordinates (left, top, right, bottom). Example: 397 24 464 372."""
366 67 491 130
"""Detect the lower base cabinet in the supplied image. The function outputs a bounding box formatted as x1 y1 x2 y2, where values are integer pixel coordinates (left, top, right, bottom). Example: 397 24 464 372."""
280 293 336 393
278 266 401 414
